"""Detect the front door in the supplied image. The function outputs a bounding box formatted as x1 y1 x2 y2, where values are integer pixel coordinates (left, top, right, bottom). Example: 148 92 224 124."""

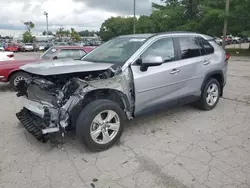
131 37 182 115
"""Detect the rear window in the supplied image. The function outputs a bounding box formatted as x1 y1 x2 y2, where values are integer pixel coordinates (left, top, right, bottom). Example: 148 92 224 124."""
41 48 57 60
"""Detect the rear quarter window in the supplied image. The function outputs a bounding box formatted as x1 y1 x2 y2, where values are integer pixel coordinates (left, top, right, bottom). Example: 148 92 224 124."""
199 37 214 55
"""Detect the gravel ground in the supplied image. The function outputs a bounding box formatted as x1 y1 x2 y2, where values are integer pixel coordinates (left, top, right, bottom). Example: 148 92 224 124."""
0 53 250 188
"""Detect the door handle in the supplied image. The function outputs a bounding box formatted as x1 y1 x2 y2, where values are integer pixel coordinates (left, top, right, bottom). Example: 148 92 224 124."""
170 69 180 74
203 60 211 65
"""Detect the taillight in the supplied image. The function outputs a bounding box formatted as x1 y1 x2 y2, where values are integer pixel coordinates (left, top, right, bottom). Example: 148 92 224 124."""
7 54 14 58
225 53 230 61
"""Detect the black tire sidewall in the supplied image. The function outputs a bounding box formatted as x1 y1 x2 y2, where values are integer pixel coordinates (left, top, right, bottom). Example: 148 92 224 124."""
76 99 125 151
200 78 221 110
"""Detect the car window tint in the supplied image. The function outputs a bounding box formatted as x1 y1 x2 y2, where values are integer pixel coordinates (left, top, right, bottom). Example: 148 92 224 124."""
179 37 202 59
57 49 81 59
199 38 214 55
142 38 175 62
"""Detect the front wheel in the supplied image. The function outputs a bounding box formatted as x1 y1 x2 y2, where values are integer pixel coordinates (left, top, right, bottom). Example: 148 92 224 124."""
76 99 125 151
196 78 221 111
9 71 31 89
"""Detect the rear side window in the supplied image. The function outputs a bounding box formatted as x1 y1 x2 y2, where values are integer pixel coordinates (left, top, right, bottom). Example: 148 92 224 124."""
57 49 82 59
199 38 214 55
178 37 202 59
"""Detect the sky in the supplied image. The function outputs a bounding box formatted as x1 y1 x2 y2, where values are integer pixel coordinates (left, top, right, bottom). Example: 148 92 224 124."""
0 0 160 33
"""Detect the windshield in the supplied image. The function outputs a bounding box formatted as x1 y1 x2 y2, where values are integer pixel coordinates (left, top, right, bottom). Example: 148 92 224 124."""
41 48 57 60
82 37 147 64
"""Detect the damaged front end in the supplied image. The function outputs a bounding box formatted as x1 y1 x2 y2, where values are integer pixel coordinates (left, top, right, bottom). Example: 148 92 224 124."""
16 61 134 142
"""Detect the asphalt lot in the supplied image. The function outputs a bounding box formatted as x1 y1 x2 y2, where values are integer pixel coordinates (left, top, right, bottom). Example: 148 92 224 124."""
0 53 250 188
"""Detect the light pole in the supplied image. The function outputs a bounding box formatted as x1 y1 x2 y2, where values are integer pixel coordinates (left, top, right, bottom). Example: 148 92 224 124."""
133 0 136 34
222 0 230 49
44 11 49 43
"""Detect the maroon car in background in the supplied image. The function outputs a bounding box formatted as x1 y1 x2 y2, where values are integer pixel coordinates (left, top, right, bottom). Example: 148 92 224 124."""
0 45 96 88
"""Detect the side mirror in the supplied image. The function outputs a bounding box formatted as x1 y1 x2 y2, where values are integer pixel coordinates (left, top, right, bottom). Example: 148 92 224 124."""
53 56 58 60
140 55 163 71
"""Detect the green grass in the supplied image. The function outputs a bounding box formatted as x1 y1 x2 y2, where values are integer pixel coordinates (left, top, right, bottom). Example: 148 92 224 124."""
226 49 250 56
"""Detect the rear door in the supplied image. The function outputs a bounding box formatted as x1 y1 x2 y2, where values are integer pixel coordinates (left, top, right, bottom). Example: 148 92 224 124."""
176 36 215 104
131 37 182 115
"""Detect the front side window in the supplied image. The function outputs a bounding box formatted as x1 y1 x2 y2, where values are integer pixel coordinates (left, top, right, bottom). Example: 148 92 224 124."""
41 48 57 60
82 37 147 65
142 38 175 62
178 37 202 59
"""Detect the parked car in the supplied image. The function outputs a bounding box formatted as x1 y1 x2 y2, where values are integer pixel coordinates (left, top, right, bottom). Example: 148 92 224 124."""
232 36 242 44
5 44 22 52
215 37 223 45
15 32 229 151
222 35 233 45
241 37 250 43
0 44 4 51
23 43 34 51
0 46 93 88
0 51 14 61
38 43 46 51
41 46 90 60
44 43 53 51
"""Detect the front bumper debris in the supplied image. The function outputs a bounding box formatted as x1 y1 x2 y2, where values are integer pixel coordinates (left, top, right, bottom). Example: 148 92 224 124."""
16 108 49 142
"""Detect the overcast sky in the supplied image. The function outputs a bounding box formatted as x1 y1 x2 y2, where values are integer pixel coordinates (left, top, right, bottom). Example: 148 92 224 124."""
0 0 160 32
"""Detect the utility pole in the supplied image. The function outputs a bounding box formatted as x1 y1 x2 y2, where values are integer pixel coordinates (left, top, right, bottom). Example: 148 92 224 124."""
222 0 230 49
44 11 49 43
133 0 136 34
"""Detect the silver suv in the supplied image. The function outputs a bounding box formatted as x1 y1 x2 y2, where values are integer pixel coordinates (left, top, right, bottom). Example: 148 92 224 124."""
16 32 228 151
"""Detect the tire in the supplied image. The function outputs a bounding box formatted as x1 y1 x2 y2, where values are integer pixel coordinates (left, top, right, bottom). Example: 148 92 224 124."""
76 99 126 151
196 78 221 111
9 71 31 89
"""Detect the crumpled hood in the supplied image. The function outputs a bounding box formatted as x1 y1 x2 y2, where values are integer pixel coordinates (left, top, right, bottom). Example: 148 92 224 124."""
20 59 114 76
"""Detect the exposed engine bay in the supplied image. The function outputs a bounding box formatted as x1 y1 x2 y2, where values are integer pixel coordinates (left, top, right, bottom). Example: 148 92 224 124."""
16 64 134 143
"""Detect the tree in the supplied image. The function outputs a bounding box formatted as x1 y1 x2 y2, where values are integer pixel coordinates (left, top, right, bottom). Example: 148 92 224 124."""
99 0 250 41
70 28 81 42
22 31 33 43
55 27 80 41
99 17 135 41
42 31 53 35
23 21 35 32
22 21 35 43
79 30 90 37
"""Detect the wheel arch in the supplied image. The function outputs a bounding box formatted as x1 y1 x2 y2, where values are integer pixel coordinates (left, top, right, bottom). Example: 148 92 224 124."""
70 88 131 129
7 69 24 81
201 70 224 96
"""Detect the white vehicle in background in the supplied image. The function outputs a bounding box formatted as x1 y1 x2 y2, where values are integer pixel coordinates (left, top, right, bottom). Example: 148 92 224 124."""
38 43 46 51
24 43 34 51
0 51 14 61
232 36 242 44
215 37 223 45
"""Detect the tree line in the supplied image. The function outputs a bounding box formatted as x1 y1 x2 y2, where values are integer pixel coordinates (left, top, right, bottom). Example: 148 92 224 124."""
99 0 250 41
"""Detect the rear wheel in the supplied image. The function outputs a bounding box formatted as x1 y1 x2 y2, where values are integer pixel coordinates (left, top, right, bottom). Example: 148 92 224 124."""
9 71 31 89
196 78 221 110
76 99 125 151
